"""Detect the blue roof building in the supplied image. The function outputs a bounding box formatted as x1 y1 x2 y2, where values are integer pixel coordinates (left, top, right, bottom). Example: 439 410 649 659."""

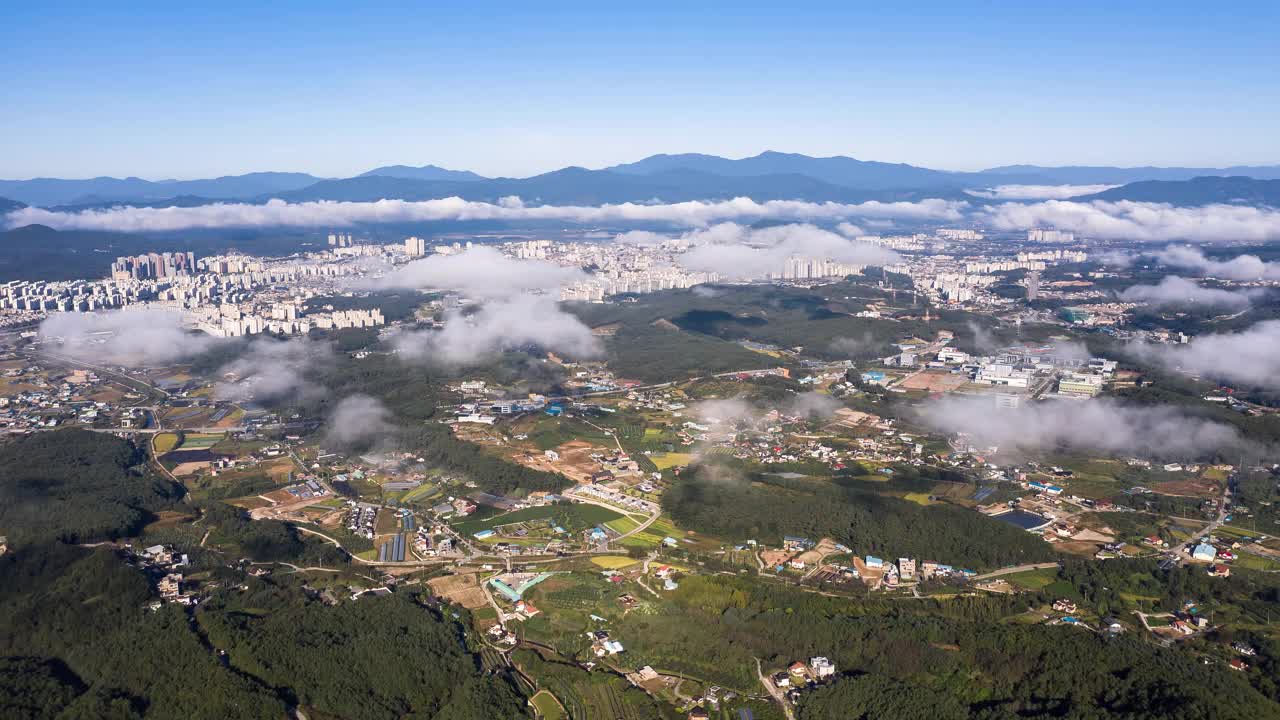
1192 543 1217 562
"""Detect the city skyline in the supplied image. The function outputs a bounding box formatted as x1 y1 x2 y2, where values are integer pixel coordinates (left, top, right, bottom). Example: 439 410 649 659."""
4 2 1280 179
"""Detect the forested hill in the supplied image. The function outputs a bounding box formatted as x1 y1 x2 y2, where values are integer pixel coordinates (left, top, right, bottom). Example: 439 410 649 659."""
0 544 531 719
663 464 1056 570
0 429 183 545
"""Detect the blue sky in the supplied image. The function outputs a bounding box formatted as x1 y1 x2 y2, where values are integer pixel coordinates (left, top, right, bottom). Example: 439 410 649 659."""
3 1 1278 179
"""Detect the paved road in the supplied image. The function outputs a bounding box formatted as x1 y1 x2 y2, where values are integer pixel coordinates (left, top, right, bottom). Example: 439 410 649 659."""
30 349 171 398
1174 481 1233 558
972 561 1061 582
755 657 796 720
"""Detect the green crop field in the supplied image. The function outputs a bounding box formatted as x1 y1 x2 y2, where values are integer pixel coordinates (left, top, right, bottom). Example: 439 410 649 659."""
530 690 566 720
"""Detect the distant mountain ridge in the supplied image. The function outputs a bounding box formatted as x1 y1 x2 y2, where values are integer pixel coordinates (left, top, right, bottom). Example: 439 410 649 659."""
0 172 326 207
251 166 976 207
983 163 1280 185
1072 176 1280 206
358 164 486 182
5 152 1280 210
606 150 978 189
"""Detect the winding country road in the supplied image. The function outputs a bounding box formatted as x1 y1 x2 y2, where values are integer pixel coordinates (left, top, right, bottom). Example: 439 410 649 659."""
756 657 796 720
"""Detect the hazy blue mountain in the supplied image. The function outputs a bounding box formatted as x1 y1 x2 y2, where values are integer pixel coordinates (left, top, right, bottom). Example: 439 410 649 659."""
0 196 26 214
45 195 229 213
606 150 974 189
272 166 972 205
1072 176 1280 206
358 164 486 181
981 164 1280 185
157 171 326 198
0 172 325 207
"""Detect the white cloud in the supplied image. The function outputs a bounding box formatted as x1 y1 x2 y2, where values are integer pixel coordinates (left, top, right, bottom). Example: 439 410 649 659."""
835 222 866 237
1127 320 1280 389
324 394 394 448
788 392 841 419
981 200 1280 243
38 308 217 367
1119 276 1261 309
1153 245 1280 280
613 230 670 246
676 222 902 280
965 184 1119 200
214 338 330 403
4 196 968 232
922 395 1244 460
392 295 601 366
366 246 583 298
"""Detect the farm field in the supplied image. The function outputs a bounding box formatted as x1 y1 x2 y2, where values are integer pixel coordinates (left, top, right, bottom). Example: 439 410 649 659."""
529 690 566 720
451 504 624 537
620 515 678 548
1003 567 1059 590
590 556 638 570
180 432 225 449
649 452 695 470
153 432 181 453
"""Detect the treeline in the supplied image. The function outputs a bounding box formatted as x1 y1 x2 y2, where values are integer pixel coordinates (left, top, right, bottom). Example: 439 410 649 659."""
413 425 570 496
0 543 286 719
0 430 183 545
198 581 528 719
619 574 1280 720
0 542 531 719
663 464 1054 570
603 324 775 383
199 502 351 565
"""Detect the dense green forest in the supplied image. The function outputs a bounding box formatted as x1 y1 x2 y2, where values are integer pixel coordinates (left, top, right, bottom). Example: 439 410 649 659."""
663 463 1055 570
566 281 1008 365
0 544 530 719
0 430 183 545
620 573 1280 719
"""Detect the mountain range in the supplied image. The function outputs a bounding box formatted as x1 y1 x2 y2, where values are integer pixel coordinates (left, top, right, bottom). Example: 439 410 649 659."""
3 151 1280 209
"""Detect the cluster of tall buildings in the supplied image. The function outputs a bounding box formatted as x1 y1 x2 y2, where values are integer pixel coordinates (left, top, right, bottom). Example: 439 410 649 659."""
193 304 384 337
559 269 718 301
964 259 1047 273
0 280 144 312
1027 229 1076 243
936 229 984 241
774 256 867 280
111 252 198 281
328 233 356 247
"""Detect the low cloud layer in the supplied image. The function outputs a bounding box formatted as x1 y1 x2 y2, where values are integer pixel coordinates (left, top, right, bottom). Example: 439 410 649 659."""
922 395 1243 459
38 308 216 366
13 194 1280 245
1119 276 1260 309
324 394 394 448
982 200 1280 243
5 196 967 232
1153 245 1280 280
215 338 330 403
692 392 840 425
1128 320 1280 389
392 296 601 366
966 184 1118 200
677 223 901 280
367 245 584 297
788 392 842 419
